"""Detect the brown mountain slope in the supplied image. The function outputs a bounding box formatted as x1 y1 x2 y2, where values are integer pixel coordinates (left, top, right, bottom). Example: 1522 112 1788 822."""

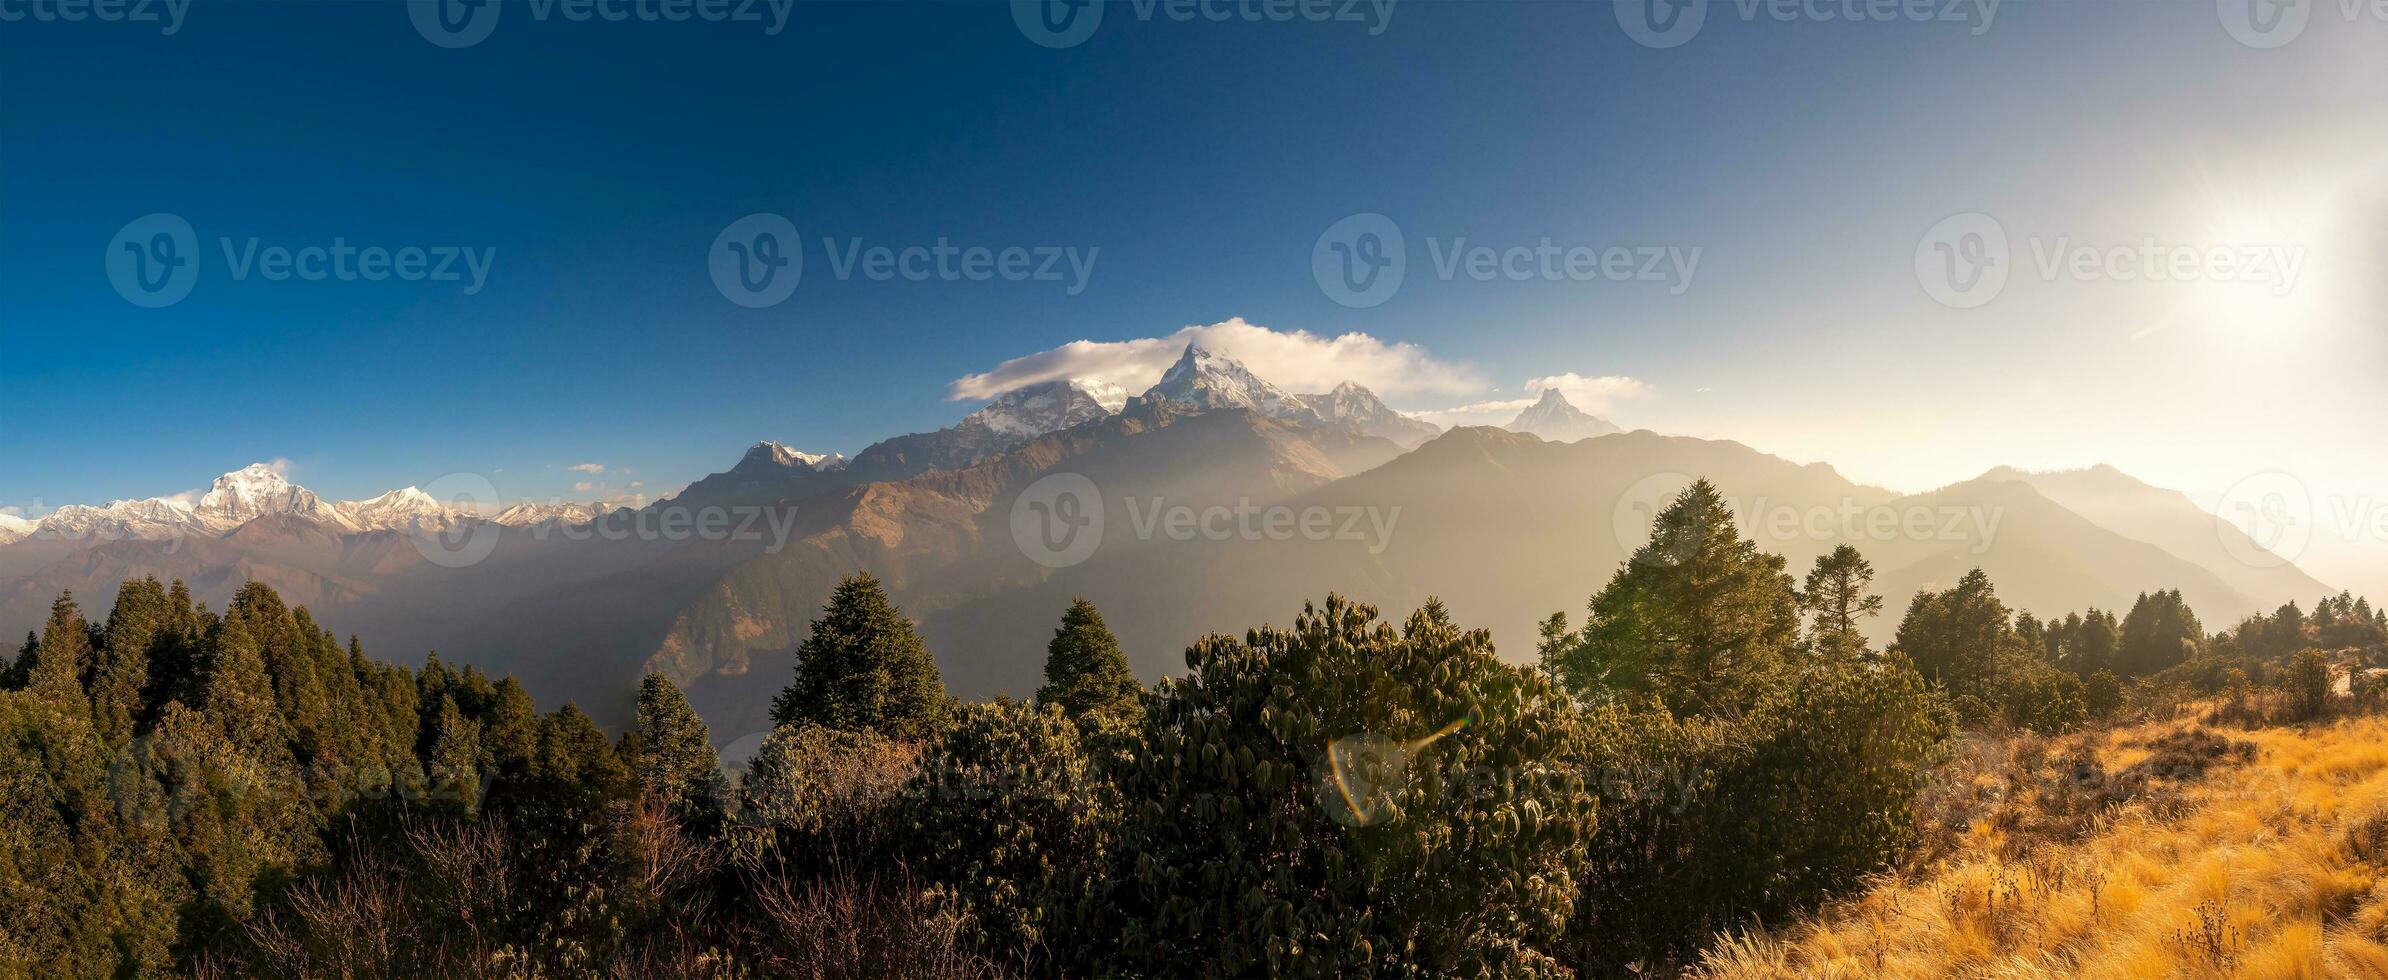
1979 464 2333 608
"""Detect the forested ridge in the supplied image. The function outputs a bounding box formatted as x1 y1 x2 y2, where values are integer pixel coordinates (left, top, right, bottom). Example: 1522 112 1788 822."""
2 480 2379 977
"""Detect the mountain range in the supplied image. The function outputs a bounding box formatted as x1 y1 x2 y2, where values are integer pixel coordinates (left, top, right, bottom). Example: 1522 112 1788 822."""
0 343 2335 746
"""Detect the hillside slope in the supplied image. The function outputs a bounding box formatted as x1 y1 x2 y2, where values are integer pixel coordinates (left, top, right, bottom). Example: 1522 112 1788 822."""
1698 713 2388 978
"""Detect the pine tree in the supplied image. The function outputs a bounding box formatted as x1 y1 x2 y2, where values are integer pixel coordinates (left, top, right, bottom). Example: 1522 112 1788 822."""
1035 598 1142 735
3 630 34 688
29 592 94 720
197 615 287 752
1799 544 1883 657
92 577 167 746
1558 479 1800 716
427 694 483 813
632 673 724 821
1534 612 1574 683
769 574 952 739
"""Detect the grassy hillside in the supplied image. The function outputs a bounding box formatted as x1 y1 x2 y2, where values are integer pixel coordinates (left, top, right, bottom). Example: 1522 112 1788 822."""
1697 708 2388 978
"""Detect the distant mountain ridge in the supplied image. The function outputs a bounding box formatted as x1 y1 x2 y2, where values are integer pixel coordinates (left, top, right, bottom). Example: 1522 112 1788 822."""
0 342 2344 744
1298 382 1443 449
1505 389 1621 442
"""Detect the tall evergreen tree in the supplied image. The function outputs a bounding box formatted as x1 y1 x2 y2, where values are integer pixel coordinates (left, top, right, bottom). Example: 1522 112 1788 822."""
197 615 287 752
1890 568 2016 689
1534 612 1574 683
28 593 94 720
1557 479 1800 716
1036 598 1142 735
769 573 952 739
92 578 168 746
2062 608 2121 676
3 630 34 688
1799 544 1883 657
427 694 483 813
631 673 724 820
2117 589 2202 676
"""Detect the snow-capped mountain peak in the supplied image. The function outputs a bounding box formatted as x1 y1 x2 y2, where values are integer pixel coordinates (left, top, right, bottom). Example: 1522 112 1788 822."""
1503 388 1622 443
1141 344 1321 424
0 513 35 545
334 486 473 533
194 463 347 530
962 378 1125 439
1296 381 1443 448
490 501 604 528
740 441 847 472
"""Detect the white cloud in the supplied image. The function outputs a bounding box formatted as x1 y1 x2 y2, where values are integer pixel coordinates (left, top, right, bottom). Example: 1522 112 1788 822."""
1404 397 1538 425
567 463 605 475
1523 374 1652 414
1404 374 1654 428
946 317 1484 402
573 481 594 492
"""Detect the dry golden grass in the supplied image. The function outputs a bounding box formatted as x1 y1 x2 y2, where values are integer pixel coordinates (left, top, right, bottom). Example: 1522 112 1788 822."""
1695 713 2388 979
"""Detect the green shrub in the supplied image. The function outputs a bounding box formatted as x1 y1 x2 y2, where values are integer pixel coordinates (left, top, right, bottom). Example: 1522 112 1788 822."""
906 699 1110 966
2026 671 2088 734
1082 596 1597 978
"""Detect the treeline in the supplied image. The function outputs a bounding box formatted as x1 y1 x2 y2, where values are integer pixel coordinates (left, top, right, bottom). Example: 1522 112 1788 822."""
1 479 2378 976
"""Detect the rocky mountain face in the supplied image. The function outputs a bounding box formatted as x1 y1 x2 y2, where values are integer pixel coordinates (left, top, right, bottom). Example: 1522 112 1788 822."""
1139 343 1322 424
1504 388 1621 442
961 378 1128 439
1297 382 1442 448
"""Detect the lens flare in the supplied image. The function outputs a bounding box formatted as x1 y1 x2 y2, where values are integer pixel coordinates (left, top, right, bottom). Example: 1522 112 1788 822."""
1319 711 1477 828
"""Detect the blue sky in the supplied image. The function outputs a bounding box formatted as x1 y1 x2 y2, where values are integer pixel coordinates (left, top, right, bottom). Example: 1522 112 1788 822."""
4 0 2382 588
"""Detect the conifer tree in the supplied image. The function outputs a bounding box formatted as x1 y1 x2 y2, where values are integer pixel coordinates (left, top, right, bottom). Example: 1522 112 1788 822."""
3 630 34 688
197 616 287 752
1535 612 1574 683
428 694 483 813
631 673 724 820
1558 480 1800 716
1035 598 1142 735
92 578 167 745
28 593 94 720
1799 544 1882 657
769 573 951 739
